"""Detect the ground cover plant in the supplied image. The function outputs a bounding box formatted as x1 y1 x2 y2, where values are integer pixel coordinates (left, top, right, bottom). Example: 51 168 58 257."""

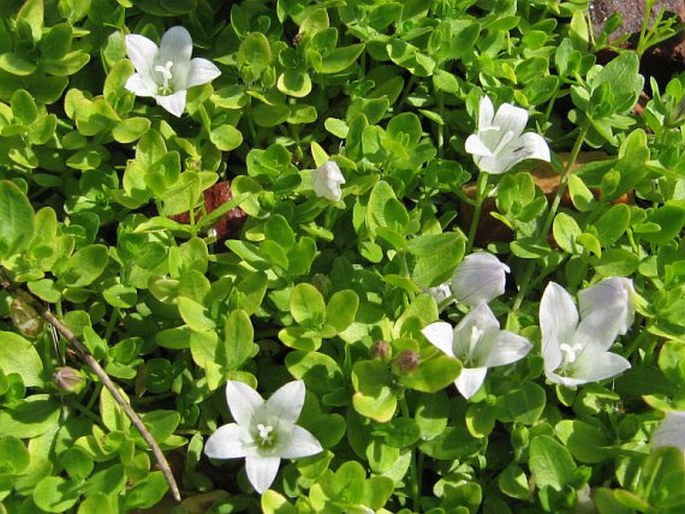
1 0 685 512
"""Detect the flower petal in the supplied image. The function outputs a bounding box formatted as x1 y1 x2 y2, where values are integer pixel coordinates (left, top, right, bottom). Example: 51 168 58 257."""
464 134 494 158
159 26 193 67
493 102 529 140
280 425 323 458
455 367 488 399
245 455 281 494
480 331 532 367
481 132 550 174
226 380 264 426
571 348 631 384
421 321 455 357
125 34 158 78
478 95 495 130
652 411 685 451
124 73 156 98
266 380 305 426
154 89 187 117
578 277 635 336
312 161 345 201
204 423 250 459
450 252 509 307
452 302 501 362
186 57 221 88
540 282 578 373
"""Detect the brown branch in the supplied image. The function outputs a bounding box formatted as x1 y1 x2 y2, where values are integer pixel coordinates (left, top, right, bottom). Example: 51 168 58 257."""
0 271 181 502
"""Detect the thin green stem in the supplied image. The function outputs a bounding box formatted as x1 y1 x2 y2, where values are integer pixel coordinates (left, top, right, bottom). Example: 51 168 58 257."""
465 172 489 253
399 397 420 511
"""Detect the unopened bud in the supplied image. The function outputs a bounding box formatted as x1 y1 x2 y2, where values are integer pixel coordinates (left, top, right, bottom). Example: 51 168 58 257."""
53 367 86 394
370 340 391 361
9 297 43 337
394 350 420 373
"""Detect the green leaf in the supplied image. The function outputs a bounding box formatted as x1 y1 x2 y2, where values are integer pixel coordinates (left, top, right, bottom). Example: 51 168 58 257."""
640 202 685 243
0 435 30 473
290 283 326 327
528 434 576 490
555 419 609 463
351 360 397 423
0 394 61 438
178 296 215 331
11 89 38 124
112 117 151 143
398 352 461 393
0 180 35 260
408 232 465 287
312 43 364 74
0 331 43 387
125 471 169 509
262 490 298 514
33 476 80 513
40 22 73 60
502 382 547 425
552 212 581 254
221 309 257 370
595 203 630 246
0 53 37 76
60 244 109 287
209 124 243 151
498 464 531 501
659 340 685 384
325 289 359 334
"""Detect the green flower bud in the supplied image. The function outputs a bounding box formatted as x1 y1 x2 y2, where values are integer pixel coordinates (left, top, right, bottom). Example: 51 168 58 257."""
53 367 86 394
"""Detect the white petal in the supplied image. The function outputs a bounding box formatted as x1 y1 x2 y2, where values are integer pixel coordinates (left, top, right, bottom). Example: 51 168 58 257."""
478 95 495 130
455 367 488 399
154 90 187 117
493 103 529 140
186 57 221 88
579 277 635 336
422 321 456 357
312 161 345 201
572 315 620 353
653 411 685 451
450 252 509 307
280 425 323 458
540 282 578 372
266 380 305 426
225 380 264 426
159 26 193 66
124 73 156 97
482 132 550 174
464 134 494 157
204 423 250 459
571 349 631 383
481 331 532 367
452 303 500 363
125 34 159 77
245 455 281 494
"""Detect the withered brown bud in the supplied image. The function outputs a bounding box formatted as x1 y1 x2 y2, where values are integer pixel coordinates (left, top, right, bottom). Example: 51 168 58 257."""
370 340 391 361
53 367 86 394
9 297 43 337
394 349 420 373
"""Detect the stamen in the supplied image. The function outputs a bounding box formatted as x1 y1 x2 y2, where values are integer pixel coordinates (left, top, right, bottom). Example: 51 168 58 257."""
256 423 275 446
464 325 483 364
154 60 174 95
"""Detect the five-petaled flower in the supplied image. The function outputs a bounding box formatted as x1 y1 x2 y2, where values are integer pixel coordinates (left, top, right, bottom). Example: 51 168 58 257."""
422 302 532 399
312 160 345 201
540 282 632 388
204 380 323 494
451 252 510 307
465 95 550 174
125 26 221 117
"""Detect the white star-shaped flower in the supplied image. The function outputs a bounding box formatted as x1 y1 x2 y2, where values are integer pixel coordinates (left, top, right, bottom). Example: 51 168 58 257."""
540 281 632 388
465 95 550 174
204 380 323 494
124 26 221 117
422 302 532 399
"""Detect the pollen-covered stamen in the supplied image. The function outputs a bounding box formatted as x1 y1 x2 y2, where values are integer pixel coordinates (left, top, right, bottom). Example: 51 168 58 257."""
256 423 276 447
559 342 583 373
154 60 174 95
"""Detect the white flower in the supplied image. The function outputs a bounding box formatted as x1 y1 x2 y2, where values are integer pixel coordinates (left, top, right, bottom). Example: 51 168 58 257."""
540 282 631 388
311 161 345 201
422 282 455 312
578 277 636 337
204 380 322 494
465 95 550 174
125 26 221 117
652 411 685 452
450 252 510 307
422 302 532 399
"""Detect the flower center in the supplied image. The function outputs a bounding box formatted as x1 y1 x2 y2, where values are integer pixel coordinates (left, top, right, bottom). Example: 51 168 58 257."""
154 60 175 95
492 129 516 157
463 325 483 365
256 423 277 448
559 342 583 374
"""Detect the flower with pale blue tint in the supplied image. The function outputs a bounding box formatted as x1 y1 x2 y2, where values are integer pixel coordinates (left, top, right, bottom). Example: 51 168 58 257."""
204 380 322 494
125 26 221 117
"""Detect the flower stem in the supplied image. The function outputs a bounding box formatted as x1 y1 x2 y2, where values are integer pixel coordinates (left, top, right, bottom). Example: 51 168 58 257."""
465 172 489 253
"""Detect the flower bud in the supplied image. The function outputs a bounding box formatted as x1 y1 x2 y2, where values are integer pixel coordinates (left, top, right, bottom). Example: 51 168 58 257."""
370 340 391 361
53 367 86 394
450 252 509 306
578 277 636 336
311 161 345 201
394 349 419 373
